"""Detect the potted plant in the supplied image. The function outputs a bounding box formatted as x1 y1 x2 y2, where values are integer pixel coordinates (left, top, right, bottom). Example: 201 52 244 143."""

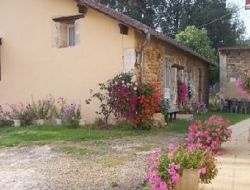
187 115 231 154
146 144 218 190
52 97 66 126
7 104 23 127
31 95 55 126
62 103 81 127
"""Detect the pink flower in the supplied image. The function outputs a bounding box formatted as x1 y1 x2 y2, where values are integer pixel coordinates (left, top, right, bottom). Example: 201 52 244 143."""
167 143 176 151
199 167 207 175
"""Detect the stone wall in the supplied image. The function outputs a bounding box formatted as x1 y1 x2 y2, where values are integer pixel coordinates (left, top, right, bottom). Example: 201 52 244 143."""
135 33 209 106
219 49 250 99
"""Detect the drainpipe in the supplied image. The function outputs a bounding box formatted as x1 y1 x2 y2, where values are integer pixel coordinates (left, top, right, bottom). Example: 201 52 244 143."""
140 30 151 82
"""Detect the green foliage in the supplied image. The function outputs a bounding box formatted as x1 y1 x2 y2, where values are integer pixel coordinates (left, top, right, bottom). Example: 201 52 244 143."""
243 76 250 90
174 147 204 170
200 151 218 184
176 26 216 62
97 0 245 49
176 25 219 84
97 0 166 29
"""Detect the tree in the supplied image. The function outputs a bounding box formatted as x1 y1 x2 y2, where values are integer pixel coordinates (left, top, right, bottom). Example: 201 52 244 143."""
184 0 245 49
97 0 245 49
176 26 218 84
176 26 216 62
97 0 166 28
237 36 250 46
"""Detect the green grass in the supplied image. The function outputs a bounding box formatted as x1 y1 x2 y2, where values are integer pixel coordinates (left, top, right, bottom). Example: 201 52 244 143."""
166 111 250 133
196 112 250 125
0 112 249 147
0 125 150 147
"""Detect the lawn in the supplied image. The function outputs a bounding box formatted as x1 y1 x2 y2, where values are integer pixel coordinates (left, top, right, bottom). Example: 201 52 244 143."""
0 112 249 147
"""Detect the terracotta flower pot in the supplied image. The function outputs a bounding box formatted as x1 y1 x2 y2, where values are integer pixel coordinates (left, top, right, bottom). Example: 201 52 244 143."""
175 169 200 190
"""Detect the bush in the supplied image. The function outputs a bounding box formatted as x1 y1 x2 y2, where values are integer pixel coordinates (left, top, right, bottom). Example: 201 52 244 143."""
6 103 35 126
62 103 81 127
52 97 66 119
183 100 208 115
31 95 55 120
87 73 162 128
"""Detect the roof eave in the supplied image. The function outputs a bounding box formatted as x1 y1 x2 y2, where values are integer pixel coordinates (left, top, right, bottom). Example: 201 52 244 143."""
78 0 216 67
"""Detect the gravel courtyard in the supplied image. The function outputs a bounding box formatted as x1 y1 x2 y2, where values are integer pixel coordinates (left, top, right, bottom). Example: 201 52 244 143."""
0 132 185 190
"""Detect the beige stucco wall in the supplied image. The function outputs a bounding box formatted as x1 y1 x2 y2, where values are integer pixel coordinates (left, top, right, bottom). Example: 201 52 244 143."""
0 0 136 122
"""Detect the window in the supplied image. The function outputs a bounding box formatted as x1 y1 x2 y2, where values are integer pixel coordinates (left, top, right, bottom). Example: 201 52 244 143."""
68 25 76 47
53 15 82 48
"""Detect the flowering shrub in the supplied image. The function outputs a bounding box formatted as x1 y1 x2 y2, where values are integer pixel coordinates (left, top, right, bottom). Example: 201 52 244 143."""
178 82 188 104
183 100 207 115
235 78 250 99
146 144 218 190
187 115 232 153
87 73 161 128
0 105 5 120
6 103 35 125
108 73 138 122
31 95 55 120
52 97 66 119
62 103 81 127
134 82 161 125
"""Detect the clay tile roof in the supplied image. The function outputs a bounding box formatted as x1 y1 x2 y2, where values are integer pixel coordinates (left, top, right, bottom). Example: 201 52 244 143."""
78 0 215 66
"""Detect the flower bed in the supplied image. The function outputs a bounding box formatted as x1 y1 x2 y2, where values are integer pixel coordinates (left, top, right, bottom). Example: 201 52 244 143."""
0 96 81 127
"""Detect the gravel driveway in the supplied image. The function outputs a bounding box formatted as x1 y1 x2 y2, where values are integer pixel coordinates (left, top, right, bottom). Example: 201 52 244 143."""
0 133 185 190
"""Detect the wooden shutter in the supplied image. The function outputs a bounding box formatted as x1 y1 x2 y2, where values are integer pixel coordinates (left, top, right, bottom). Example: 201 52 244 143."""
52 22 60 48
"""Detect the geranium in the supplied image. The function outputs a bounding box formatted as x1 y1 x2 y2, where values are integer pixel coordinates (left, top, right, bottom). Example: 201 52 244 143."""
146 145 181 190
146 144 218 190
187 115 232 154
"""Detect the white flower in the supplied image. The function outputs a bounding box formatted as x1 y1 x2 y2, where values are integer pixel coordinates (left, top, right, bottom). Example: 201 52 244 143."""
134 87 137 91
122 80 125 84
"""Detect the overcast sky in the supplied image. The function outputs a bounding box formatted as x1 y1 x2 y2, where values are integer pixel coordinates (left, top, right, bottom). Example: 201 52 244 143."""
228 0 250 37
